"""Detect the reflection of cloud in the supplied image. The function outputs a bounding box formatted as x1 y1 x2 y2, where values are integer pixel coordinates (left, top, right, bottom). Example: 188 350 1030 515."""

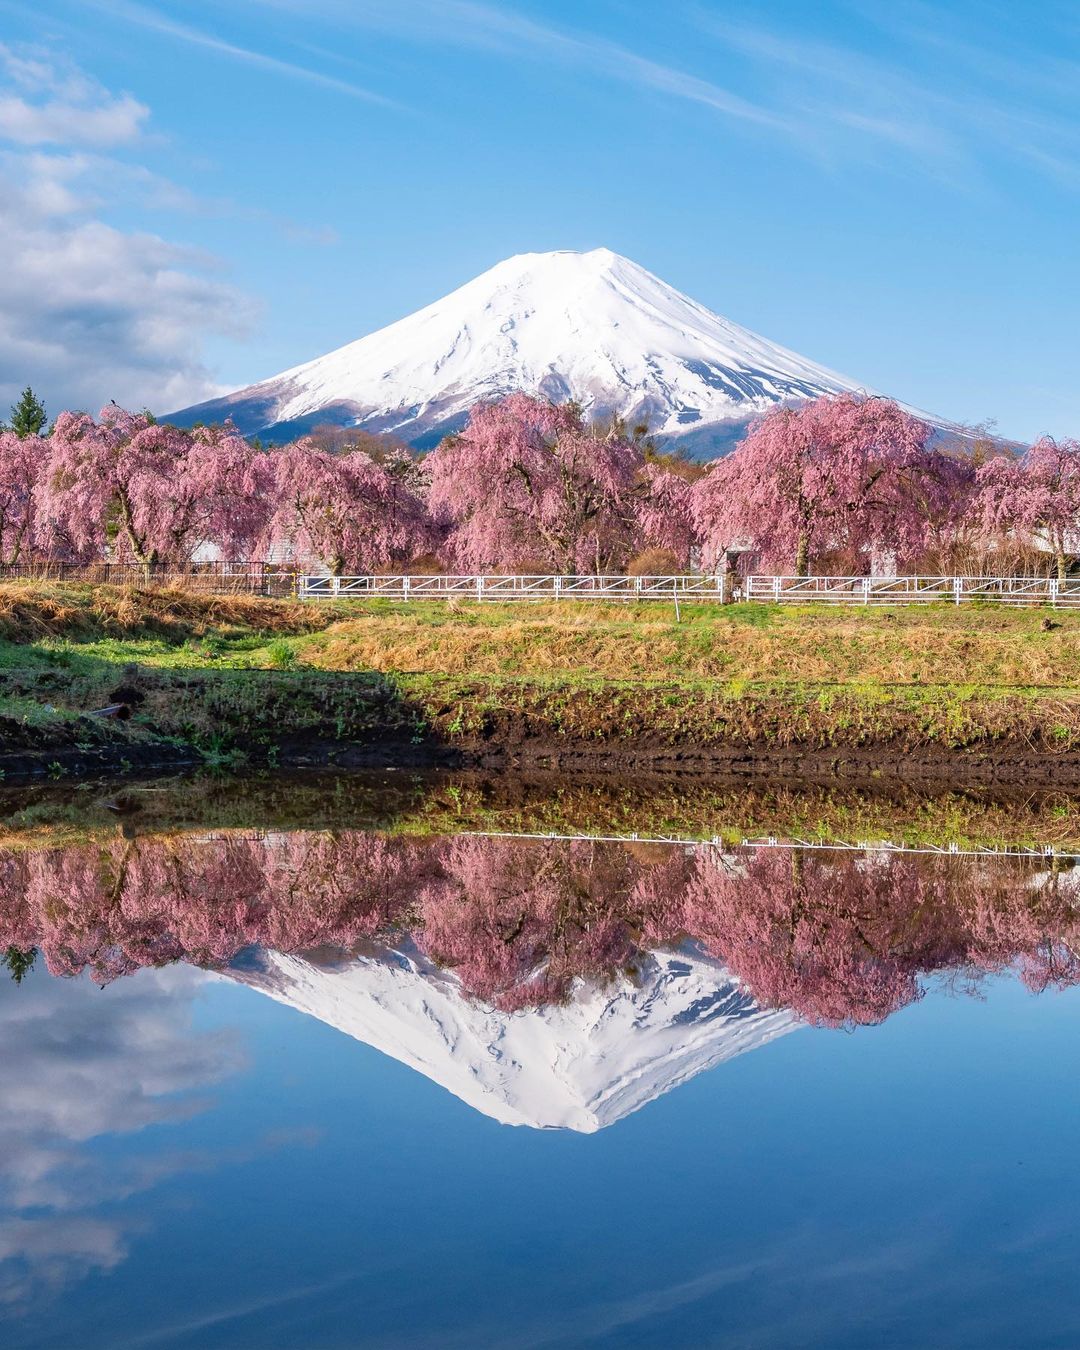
115 1272 360 1350
0 1215 128 1307
0 966 242 1307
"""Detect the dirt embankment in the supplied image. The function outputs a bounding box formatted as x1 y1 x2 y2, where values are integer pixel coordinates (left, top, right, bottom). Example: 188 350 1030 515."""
3 665 1080 786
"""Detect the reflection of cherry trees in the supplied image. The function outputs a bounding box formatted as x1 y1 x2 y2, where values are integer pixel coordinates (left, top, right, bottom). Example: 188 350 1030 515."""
1 832 1079 1026
416 838 641 1010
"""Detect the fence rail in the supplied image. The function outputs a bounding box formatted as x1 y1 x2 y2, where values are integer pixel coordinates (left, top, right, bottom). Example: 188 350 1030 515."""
298 572 1080 607
0 561 296 597
1 565 1076 608
467 829 1079 861
298 573 731 602
743 574 1080 605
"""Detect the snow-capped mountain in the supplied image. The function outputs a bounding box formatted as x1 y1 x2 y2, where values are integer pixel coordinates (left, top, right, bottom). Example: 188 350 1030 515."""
229 939 798 1132
168 248 869 452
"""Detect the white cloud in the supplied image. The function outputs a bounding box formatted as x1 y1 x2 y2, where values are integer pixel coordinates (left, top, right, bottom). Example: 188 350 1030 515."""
242 0 786 134
0 42 148 146
0 176 255 413
0 46 258 416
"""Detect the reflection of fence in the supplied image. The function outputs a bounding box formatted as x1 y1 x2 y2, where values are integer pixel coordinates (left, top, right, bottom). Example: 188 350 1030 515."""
743 575 1080 606
467 829 1079 861
298 573 730 602
0 561 296 596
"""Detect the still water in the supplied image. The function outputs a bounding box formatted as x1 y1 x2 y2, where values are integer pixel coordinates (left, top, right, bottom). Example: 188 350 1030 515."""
1 774 1078 1349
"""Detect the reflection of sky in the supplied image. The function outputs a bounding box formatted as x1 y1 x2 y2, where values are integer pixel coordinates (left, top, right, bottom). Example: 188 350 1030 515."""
0 966 242 1309
2 965 1079 1349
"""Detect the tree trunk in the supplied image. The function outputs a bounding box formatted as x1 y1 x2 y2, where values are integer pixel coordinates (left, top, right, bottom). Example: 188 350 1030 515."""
795 532 810 578
117 489 154 570
1057 550 1067 584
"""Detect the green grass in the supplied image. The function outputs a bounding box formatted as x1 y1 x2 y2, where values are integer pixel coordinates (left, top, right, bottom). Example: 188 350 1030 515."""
1 584 1080 768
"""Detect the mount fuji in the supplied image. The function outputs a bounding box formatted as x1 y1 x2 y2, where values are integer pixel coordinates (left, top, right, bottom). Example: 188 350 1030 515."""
228 938 798 1132
168 248 870 453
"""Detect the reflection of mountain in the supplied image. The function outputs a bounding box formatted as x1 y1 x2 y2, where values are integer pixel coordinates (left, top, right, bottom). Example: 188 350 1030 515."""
232 939 798 1132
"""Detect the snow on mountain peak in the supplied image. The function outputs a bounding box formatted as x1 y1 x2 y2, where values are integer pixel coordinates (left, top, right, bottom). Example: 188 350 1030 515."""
168 248 868 451
229 939 799 1132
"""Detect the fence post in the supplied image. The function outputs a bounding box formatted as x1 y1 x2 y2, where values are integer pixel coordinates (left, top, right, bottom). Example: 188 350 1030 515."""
1050 578 1060 609
772 576 781 603
476 575 483 602
953 577 962 606
862 577 870 606
554 576 562 602
403 575 411 603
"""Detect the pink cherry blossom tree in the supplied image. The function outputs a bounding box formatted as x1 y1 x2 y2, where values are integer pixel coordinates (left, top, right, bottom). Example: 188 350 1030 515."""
263 441 433 575
37 407 191 565
691 394 934 576
0 430 41 563
134 424 274 563
4 828 1080 1024
634 463 695 567
972 437 1080 582
428 394 644 571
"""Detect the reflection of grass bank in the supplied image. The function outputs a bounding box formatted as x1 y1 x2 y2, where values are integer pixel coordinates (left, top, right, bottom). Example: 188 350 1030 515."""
5 770 1080 856
1 583 1080 778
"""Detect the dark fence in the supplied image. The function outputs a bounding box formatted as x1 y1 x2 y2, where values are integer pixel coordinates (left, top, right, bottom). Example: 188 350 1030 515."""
0 561 299 598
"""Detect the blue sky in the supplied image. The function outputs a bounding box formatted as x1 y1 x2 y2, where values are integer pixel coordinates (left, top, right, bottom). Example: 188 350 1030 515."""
1 0 1078 441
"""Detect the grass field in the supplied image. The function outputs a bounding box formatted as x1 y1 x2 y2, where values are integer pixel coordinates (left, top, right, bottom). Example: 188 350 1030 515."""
1 584 1078 686
1 583 1079 773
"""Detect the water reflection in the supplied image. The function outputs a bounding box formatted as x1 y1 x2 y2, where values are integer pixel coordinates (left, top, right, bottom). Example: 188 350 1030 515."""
234 941 795 1131
3 804 1080 1344
0 964 243 1308
4 830 1079 1124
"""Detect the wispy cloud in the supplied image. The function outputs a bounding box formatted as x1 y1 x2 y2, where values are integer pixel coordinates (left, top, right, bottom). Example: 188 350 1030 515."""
236 0 1080 189
694 8 1080 186
235 0 793 135
87 0 403 109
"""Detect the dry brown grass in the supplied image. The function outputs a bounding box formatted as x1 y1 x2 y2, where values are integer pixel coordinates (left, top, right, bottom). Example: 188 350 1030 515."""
0 583 337 643
298 602 1080 688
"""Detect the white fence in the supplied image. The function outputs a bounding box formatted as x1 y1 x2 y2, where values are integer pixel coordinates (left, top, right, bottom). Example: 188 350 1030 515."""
298 573 1080 607
743 575 1080 606
298 573 730 602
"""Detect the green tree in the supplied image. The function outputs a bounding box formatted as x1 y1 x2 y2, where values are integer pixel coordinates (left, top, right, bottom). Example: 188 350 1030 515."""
10 386 47 438
2 945 37 984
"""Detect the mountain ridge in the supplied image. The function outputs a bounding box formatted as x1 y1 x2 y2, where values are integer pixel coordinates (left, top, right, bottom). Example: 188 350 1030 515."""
167 248 872 453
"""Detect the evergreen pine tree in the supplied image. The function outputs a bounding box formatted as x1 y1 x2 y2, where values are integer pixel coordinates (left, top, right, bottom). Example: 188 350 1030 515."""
10 386 47 438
